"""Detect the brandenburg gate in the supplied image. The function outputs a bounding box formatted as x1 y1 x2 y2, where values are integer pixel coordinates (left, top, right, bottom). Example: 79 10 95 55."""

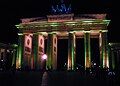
15 13 110 70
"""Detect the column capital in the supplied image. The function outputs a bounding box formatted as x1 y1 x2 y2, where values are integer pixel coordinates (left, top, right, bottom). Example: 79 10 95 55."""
37 32 48 35
99 30 108 33
84 31 90 33
69 31 76 33
18 33 23 35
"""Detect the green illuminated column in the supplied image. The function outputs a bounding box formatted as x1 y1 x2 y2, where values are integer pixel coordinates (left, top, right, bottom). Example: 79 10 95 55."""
108 45 115 70
46 33 52 70
111 50 115 70
46 33 57 70
16 34 24 69
32 33 38 70
12 49 17 68
67 32 76 70
84 31 91 69
99 31 109 68
109 48 115 70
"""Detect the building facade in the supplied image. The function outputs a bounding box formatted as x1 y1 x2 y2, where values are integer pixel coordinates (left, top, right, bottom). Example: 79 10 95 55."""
16 13 110 70
108 43 120 71
0 43 17 71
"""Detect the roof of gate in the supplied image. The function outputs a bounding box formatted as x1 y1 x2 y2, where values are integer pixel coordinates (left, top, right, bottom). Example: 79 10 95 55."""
20 14 107 23
16 14 110 32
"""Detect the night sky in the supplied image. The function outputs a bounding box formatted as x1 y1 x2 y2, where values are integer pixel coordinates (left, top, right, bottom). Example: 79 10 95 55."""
0 0 115 44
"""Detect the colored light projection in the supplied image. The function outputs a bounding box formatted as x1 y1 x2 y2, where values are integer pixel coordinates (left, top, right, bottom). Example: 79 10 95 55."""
51 0 71 14
16 13 111 70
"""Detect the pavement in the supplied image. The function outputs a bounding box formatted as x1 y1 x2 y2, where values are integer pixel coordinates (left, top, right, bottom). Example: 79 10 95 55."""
0 70 119 86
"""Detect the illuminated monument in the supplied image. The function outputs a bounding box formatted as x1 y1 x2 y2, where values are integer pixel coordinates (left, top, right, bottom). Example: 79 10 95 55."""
15 1 110 70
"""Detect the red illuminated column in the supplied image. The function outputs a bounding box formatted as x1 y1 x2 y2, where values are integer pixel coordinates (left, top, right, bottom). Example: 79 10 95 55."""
38 34 45 70
52 34 57 70
23 34 33 70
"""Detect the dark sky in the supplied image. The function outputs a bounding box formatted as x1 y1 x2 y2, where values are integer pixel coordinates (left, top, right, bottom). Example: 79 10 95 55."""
0 0 116 44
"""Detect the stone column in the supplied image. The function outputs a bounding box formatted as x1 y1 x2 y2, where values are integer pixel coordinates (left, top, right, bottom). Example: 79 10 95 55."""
38 34 45 70
46 33 57 70
16 33 24 69
32 33 38 70
67 32 76 70
84 31 91 69
12 48 17 68
46 33 52 70
23 34 33 70
111 50 115 70
99 31 109 68
52 34 57 70
108 45 115 70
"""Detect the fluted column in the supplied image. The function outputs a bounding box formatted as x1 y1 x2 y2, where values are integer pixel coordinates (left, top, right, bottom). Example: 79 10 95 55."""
16 33 24 69
32 33 45 70
46 33 52 70
67 32 76 70
84 31 91 69
109 49 115 70
12 48 17 68
23 34 33 70
46 33 57 70
32 33 38 70
99 31 109 68
52 34 57 70
38 34 45 70
111 50 115 70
